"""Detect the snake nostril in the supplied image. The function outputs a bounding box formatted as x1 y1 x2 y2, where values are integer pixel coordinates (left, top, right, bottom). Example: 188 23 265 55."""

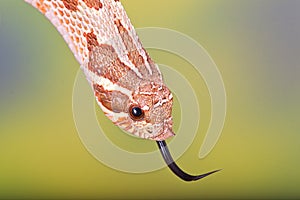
146 126 153 133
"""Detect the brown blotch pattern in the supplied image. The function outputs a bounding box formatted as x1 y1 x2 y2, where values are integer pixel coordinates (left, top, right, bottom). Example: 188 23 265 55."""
114 19 162 82
114 19 151 75
93 84 129 113
88 44 133 84
83 0 103 10
62 0 79 12
84 31 99 51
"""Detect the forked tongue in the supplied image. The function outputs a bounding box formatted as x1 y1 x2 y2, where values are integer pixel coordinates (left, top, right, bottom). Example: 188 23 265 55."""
156 140 221 181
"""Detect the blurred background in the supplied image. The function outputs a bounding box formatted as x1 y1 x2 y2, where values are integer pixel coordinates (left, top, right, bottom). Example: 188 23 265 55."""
0 0 299 199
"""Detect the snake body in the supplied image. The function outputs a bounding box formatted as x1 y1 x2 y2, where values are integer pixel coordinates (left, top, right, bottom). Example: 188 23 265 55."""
25 0 219 181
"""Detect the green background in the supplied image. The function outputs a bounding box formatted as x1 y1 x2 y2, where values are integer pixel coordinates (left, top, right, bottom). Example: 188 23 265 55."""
0 0 299 199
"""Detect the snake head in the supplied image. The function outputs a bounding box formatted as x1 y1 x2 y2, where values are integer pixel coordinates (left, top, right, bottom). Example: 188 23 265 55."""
93 79 174 140
128 81 175 140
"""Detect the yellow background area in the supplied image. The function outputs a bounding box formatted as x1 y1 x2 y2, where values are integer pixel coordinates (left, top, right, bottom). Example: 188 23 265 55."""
0 0 299 199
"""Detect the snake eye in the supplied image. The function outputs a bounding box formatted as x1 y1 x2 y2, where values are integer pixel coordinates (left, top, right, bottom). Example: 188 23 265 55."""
129 105 144 120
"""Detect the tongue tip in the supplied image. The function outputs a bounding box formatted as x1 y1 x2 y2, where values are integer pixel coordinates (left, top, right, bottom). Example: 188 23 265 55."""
156 140 221 182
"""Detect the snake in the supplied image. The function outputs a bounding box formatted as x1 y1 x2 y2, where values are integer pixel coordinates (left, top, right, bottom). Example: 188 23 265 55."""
24 0 220 181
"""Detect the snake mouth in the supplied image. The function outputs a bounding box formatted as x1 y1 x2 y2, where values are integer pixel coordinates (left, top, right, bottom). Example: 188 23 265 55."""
156 140 221 182
148 121 175 140
150 129 174 140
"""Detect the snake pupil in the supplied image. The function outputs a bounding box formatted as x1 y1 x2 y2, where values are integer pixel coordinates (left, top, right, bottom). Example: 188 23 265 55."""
132 107 142 117
129 105 144 120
